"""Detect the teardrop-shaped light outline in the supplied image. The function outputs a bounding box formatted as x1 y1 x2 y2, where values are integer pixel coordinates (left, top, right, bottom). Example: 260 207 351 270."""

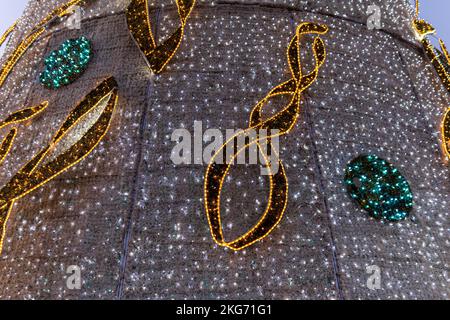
0 77 119 254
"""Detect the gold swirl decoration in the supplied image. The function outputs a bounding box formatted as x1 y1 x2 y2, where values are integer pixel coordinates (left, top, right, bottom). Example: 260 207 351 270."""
0 0 84 89
0 77 119 254
204 22 328 251
412 1 450 160
126 0 196 74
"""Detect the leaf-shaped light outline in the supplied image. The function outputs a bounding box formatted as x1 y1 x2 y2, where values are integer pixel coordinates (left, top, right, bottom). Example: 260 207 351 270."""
0 77 119 254
413 1 450 163
0 101 50 168
0 22 17 48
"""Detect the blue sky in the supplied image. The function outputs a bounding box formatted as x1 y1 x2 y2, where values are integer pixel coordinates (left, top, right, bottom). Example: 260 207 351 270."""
0 0 449 51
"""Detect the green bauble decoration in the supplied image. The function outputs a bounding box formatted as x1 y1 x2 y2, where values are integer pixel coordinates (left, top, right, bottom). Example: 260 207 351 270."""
39 36 92 89
344 155 413 222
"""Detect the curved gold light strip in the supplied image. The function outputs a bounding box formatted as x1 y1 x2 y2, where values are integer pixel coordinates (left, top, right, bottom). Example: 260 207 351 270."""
126 0 196 74
442 108 450 159
0 129 17 165
0 77 119 254
412 0 449 93
440 40 450 63
0 101 49 167
0 22 17 48
0 0 84 88
413 1 450 162
412 19 435 40
421 39 450 93
0 101 49 129
204 22 328 251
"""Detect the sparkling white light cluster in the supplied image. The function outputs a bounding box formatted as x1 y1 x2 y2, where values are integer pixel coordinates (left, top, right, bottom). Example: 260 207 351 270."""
0 0 448 300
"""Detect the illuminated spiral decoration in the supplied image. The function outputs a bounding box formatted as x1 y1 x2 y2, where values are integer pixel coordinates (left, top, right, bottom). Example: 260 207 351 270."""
39 36 93 89
204 22 328 251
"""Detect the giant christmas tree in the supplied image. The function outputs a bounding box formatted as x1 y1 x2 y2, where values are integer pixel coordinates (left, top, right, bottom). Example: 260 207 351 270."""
0 0 448 299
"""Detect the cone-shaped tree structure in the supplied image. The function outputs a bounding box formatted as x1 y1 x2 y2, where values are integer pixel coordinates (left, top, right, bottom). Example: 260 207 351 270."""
0 0 448 299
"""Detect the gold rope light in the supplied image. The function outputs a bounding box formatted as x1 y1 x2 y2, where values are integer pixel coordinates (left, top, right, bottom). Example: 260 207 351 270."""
0 130 17 165
442 108 450 159
204 22 328 251
0 0 196 254
126 0 196 74
0 0 84 89
412 1 450 160
0 77 119 254
0 101 49 164
0 22 17 48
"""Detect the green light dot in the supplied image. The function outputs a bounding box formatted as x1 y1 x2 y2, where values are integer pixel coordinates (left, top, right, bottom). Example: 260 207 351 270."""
39 37 93 89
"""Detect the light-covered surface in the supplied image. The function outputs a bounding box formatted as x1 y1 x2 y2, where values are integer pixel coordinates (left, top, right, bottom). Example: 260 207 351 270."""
0 0 448 299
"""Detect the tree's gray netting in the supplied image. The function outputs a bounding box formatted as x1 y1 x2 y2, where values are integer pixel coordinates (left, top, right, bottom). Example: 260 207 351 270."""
0 0 448 299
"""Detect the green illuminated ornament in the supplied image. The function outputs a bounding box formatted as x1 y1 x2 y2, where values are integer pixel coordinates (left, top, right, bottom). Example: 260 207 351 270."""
39 36 92 89
344 155 413 222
